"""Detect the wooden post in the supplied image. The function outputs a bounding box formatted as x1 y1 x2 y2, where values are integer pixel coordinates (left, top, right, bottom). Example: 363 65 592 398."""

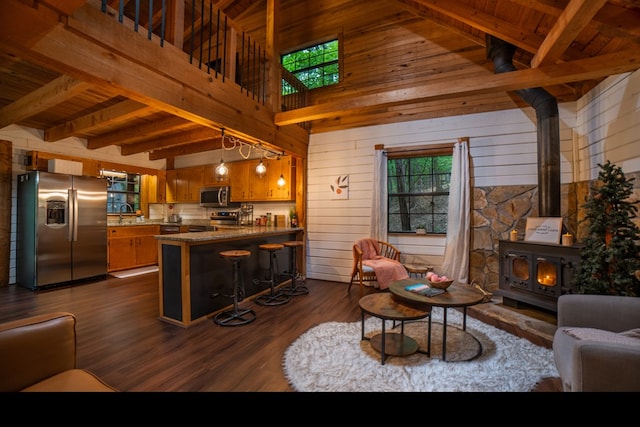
0 140 11 287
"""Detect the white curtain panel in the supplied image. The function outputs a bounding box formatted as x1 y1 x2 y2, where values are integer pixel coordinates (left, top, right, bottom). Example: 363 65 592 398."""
371 148 388 241
442 139 470 283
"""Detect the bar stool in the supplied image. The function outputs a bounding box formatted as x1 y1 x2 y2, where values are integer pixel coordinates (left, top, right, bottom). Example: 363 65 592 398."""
281 240 309 296
255 243 291 306
214 249 256 326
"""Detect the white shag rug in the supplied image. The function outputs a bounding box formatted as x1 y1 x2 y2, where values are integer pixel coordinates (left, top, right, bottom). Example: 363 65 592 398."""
283 308 558 392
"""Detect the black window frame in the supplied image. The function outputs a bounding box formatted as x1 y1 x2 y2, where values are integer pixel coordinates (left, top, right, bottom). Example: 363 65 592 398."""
386 145 453 234
281 38 340 94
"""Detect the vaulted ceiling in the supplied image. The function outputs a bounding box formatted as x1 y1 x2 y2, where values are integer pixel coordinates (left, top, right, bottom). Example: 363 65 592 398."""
1 0 639 162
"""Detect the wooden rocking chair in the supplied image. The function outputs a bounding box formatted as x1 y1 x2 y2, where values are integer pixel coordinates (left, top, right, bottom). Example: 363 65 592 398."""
348 239 402 297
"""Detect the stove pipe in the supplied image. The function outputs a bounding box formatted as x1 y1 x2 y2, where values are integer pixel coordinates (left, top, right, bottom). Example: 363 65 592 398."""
486 35 561 217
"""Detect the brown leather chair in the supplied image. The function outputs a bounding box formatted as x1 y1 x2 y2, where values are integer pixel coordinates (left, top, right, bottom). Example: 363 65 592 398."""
0 312 117 392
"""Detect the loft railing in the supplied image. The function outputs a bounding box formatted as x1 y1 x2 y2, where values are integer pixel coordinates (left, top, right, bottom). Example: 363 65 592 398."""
99 0 309 121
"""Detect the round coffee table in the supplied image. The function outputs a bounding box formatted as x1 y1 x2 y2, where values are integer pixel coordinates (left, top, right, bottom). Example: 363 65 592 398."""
389 278 485 362
358 292 431 365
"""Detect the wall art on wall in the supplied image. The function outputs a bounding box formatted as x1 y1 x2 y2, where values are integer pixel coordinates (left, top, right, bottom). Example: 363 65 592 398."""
330 175 349 199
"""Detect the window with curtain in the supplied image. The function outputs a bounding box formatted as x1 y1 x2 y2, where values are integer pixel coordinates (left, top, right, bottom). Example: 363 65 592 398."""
386 145 453 234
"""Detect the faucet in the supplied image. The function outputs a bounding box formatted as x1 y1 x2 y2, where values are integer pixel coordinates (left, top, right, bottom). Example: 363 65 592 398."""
119 203 133 224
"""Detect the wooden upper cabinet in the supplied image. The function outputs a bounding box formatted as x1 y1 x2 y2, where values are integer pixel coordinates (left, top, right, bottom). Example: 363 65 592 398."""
229 161 252 201
141 171 166 205
166 166 203 202
165 169 177 203
265 157 292 200
229 156 294 202
203 163 229 186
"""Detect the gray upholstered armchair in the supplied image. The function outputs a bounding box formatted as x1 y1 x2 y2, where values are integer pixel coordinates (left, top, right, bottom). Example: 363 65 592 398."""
553 294 640 392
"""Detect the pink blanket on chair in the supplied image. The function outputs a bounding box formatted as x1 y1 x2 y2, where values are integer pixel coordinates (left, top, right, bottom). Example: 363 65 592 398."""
356 238 409 290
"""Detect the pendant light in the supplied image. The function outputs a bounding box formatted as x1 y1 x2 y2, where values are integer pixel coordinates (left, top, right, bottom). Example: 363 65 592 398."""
277 174 286 187
255 158 266 178
215 128 229 181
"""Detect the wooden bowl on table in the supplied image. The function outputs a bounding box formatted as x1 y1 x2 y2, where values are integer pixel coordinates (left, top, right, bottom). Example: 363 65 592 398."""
428 279 454 290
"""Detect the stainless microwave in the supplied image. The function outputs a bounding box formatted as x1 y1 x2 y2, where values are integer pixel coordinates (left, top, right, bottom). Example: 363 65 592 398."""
200 186 230 207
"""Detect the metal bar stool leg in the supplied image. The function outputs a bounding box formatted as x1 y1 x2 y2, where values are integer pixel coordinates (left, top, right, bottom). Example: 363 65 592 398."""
282 241 309 296
214 250 256 326
255 244 291 306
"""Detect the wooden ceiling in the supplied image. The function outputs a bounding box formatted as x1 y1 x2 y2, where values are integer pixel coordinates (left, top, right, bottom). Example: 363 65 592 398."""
1 0 639 162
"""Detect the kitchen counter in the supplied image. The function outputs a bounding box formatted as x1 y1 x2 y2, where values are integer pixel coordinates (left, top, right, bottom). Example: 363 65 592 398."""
154 225 300 242
156 225 304 327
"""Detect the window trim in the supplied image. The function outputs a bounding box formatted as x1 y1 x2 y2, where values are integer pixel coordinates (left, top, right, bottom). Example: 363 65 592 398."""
386 143 454 235
281 36 342 91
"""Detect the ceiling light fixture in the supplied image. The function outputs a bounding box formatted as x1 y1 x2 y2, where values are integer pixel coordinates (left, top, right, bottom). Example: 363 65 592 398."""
215 128 229 181
277 174 286 187
255 158 267 177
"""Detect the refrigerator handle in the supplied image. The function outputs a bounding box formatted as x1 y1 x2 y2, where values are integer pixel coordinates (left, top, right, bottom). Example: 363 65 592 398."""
69 188 79 242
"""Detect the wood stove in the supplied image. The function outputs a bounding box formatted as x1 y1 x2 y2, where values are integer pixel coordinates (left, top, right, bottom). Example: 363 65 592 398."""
497 240 581 312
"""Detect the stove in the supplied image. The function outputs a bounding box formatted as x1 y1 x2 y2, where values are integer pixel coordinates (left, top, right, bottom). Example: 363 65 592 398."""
497 240 581 312
209 209 240 226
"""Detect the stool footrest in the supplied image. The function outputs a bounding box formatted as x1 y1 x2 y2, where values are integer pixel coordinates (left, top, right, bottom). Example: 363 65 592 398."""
214 308 256 326
255 291 291 306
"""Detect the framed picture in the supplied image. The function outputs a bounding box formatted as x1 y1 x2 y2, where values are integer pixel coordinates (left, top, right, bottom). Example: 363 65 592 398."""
330 175 349 199
524 217 563 244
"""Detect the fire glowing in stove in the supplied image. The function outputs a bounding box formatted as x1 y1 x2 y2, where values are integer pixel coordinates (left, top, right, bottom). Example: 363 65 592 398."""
537 261 557 287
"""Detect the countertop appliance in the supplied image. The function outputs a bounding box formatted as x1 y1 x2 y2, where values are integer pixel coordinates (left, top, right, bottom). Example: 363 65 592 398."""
200 185 231 208
17 171 108 290
210 209 240 226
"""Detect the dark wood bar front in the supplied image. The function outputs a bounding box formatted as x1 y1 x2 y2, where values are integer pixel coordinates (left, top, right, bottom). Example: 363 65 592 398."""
156 227 303 327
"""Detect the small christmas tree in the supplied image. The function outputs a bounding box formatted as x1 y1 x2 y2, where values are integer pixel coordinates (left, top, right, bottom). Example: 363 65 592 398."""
572 161 640 296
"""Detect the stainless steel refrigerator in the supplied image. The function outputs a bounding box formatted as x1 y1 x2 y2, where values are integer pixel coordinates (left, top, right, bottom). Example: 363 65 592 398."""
17 171 108 290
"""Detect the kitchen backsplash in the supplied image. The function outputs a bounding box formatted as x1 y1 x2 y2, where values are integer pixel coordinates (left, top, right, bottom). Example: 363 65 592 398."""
148 202 294 224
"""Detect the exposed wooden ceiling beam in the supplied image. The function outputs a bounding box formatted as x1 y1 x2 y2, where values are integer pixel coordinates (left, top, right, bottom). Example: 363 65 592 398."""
0 75 92 129
45 100 153 141
148 138 223 160
531 0 608 68
87 115 197 149
275 48 640 126
120 127 220 155
406 0 550 56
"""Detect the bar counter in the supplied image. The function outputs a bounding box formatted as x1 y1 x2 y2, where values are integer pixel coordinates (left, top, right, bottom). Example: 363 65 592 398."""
155 226 304 327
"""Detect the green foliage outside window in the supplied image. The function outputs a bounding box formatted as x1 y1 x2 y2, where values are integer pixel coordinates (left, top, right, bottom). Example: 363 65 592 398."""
387 155 452 233
281 40 339 94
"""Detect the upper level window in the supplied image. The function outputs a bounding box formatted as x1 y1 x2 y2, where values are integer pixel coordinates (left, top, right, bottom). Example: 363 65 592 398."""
387 148 453 234
281 39 339 94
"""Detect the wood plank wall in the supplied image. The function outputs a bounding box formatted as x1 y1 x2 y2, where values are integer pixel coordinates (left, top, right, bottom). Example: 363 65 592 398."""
304 70 640 285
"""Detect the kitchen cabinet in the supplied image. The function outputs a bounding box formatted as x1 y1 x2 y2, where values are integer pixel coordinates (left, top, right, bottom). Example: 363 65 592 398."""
229 156 293 202
144 171 166 204
229 160 266 201
203 163 229 186
265 157 292 200
108 225 160 272
166 166 203 203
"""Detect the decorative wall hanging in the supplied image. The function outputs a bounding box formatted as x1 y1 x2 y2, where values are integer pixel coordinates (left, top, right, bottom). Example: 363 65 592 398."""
330 175 349 199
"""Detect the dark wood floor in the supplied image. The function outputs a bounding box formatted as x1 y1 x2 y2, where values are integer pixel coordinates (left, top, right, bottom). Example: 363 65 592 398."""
0 272 561 392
